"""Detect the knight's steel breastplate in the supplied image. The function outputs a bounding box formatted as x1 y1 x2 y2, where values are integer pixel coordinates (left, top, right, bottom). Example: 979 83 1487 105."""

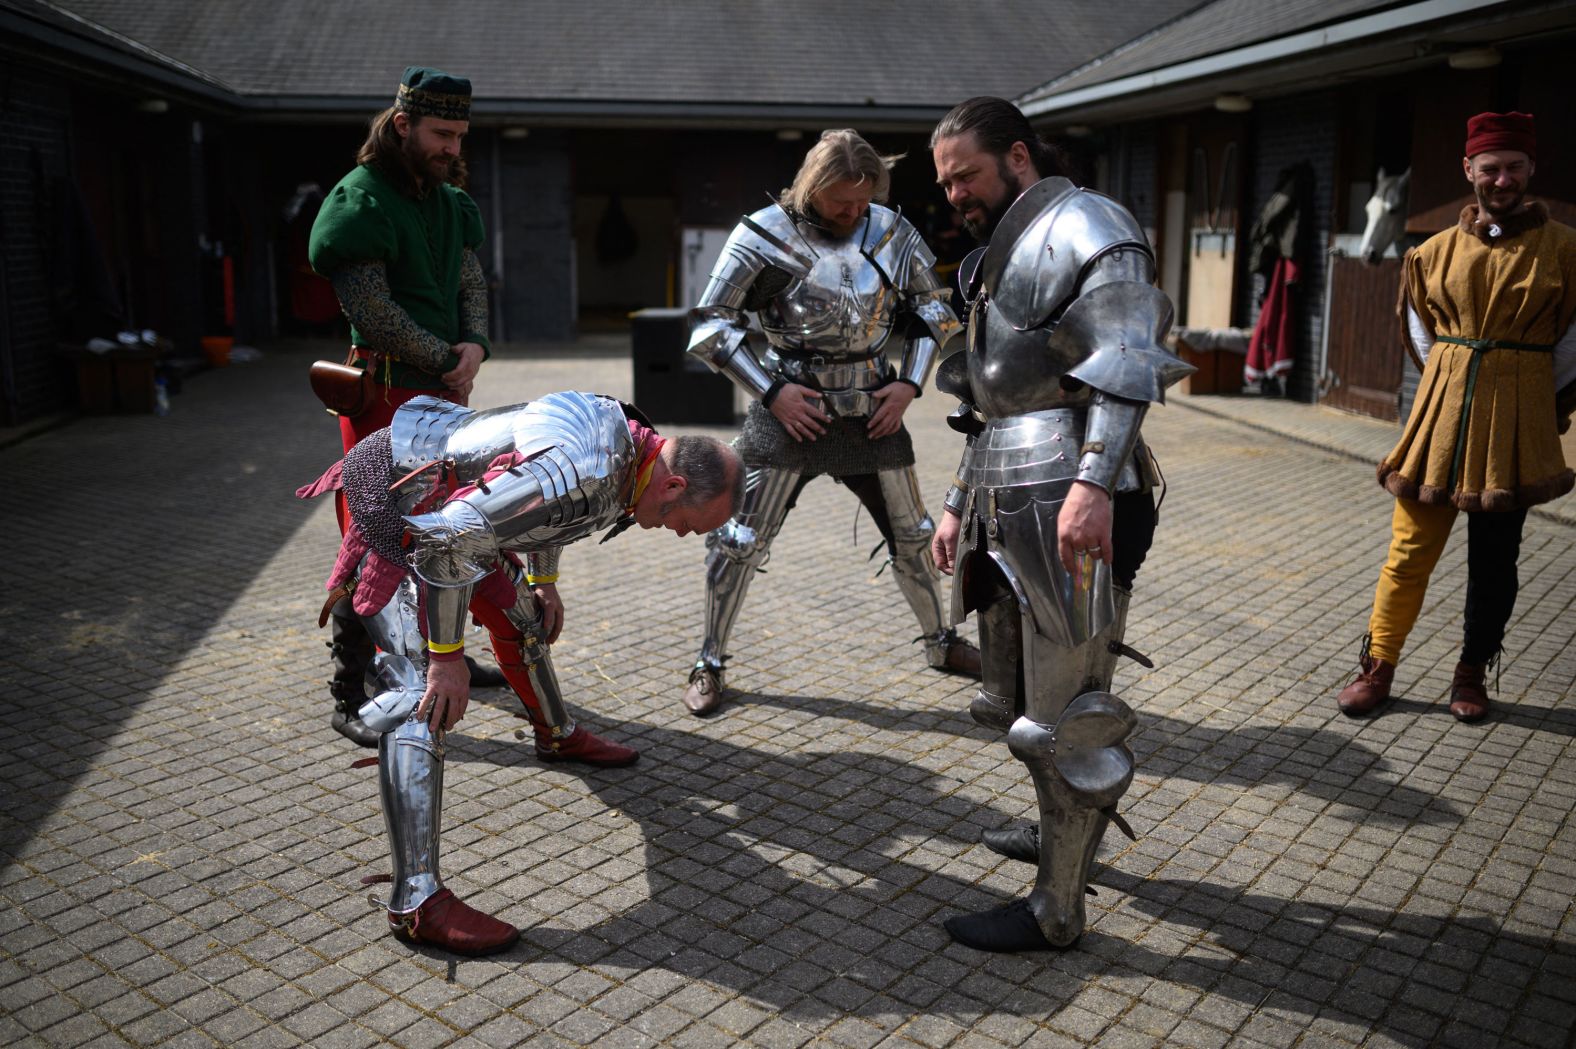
388 391 635 547
758 245 896 359
964 178 1154 419
965 297 1090 418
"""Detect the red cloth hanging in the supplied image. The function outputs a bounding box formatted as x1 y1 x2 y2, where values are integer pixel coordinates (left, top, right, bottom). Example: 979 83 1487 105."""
1245 257 1299 381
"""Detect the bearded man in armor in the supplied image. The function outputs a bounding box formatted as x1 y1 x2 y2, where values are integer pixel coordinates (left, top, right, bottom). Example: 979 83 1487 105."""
929 98 1193 952
299 391 742 954
682 129 980 717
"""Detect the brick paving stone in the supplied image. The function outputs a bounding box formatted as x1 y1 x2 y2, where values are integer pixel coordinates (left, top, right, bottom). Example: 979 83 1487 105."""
2 339 1573 1049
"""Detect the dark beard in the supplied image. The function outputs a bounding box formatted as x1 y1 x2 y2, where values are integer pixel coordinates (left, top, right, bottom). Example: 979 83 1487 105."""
961 160 1026 243
402 139 457 190
1477 185 1526 218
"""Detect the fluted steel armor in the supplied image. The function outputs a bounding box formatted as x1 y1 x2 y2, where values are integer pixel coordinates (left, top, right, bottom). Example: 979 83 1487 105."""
358 574 445 915
687 203 960 409
946 177 1190 948
352 391 643 917
685 202 967 689
388 391 639 645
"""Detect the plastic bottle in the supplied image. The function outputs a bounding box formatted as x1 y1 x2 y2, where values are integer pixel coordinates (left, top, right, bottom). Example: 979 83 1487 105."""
153 377 170 416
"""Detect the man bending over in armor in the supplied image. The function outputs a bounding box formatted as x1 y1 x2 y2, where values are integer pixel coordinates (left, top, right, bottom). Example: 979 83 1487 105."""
299 391 742 954
930 98 1193 951
681 128 979 717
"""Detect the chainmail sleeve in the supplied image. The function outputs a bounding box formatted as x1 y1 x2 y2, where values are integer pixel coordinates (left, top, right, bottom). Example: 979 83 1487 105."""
331 260 452 372
459 248 489 348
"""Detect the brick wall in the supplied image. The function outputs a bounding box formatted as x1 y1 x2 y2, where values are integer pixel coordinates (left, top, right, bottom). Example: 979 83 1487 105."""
0 69 73 424
1242 91 1337 402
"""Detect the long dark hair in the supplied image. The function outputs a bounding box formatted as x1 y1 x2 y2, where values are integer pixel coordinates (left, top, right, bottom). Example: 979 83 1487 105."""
930 96 1068 180
355 107 468 195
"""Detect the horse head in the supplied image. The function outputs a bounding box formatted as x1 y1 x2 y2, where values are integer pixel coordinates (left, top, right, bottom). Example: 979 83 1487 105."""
1357 167 1410 265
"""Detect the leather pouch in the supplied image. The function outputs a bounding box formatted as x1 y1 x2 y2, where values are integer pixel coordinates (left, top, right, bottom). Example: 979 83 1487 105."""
310 349 375 417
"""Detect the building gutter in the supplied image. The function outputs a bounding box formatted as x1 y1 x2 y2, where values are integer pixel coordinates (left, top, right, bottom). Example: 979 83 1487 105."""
1020 0 1512 117
235 95 954 131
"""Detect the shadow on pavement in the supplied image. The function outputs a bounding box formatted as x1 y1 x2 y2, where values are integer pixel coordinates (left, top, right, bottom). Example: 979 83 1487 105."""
427 708 1489 1028
0 344 342 869
737 690 1463 826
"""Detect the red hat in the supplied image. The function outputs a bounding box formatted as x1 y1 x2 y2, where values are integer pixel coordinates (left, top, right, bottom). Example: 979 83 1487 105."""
1464 111 1535 159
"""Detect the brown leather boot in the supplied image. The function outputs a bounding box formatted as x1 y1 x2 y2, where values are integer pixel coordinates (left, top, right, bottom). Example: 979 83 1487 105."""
1336 656 1395 717
1448 661 1490 723
939 638 982 677
682 664 724 717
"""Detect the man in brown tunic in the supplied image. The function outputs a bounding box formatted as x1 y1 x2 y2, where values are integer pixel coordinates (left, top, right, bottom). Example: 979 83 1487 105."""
1336 111 1576 723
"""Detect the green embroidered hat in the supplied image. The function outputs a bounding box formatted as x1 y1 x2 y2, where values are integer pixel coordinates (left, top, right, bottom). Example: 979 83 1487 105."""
395 66 472 121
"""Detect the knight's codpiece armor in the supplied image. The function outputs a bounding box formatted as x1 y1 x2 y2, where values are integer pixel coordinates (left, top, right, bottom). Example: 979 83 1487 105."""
943 177 1192 948
682 203 968 693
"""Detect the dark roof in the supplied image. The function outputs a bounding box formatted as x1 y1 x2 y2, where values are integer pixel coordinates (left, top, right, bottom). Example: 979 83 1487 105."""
1016 0 1576 121
1022 0 1405 101
0 0 237 102
33 0 1202 121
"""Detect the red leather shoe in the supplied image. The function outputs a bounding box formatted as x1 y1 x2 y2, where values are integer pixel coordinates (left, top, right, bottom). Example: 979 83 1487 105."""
1448 662 1490 723
389 889 519 956
536 725 639 767
1336 656 1395 717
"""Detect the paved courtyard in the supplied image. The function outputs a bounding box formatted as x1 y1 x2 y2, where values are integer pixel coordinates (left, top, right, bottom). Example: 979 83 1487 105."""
1 339 1572 1048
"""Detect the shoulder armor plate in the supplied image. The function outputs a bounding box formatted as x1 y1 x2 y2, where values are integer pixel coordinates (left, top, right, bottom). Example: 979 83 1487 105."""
983 178 1154 331
733 203 819 281
1059 283 1192 404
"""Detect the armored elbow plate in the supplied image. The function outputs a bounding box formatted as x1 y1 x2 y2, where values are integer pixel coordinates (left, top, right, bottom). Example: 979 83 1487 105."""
404 500 497 588
1060 282 1192 404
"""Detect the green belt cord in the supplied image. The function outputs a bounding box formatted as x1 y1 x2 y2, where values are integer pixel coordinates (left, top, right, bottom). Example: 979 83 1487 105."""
1438 335 1555 491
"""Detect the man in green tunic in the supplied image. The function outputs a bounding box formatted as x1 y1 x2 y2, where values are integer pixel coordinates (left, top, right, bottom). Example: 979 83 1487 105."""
308 67 519 748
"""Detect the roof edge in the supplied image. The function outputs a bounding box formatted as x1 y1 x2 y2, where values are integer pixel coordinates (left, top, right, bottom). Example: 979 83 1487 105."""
233 96 957 131
1019 0 1510 116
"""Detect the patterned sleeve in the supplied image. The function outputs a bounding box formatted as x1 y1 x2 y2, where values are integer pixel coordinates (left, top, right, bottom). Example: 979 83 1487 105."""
330 260 453 373
459 248 490 351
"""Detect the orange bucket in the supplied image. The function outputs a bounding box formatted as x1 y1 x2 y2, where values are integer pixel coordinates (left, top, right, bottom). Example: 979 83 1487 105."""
201 336 234 366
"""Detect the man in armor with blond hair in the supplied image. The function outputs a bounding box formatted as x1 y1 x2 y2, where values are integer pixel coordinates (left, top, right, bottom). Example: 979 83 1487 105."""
682 128 980 717
930 98 1193 951
299 391 742 954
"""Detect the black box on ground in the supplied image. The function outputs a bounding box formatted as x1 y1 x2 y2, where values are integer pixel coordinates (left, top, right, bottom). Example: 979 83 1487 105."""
630 308 737 425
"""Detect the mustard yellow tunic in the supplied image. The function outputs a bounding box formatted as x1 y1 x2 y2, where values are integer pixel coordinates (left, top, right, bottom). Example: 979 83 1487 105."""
1379 205 1576 511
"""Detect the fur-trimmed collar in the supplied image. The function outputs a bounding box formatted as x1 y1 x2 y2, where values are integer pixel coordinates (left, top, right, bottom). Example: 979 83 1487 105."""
1459 200 1549 244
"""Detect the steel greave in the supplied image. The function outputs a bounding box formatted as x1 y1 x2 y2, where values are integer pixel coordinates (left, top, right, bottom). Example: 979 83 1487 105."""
354 573 447 915
497 563 573 735
876 467 951 664
1009 689 1136 947
970 597 1022 730
1011 623 1137 946
696 465 801 674
378 717 445 914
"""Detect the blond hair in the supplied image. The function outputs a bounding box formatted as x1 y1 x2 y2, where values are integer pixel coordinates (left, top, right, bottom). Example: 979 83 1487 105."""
780 129 903 215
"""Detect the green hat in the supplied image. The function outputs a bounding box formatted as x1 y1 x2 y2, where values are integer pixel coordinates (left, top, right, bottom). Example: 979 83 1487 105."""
395 66 471 121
